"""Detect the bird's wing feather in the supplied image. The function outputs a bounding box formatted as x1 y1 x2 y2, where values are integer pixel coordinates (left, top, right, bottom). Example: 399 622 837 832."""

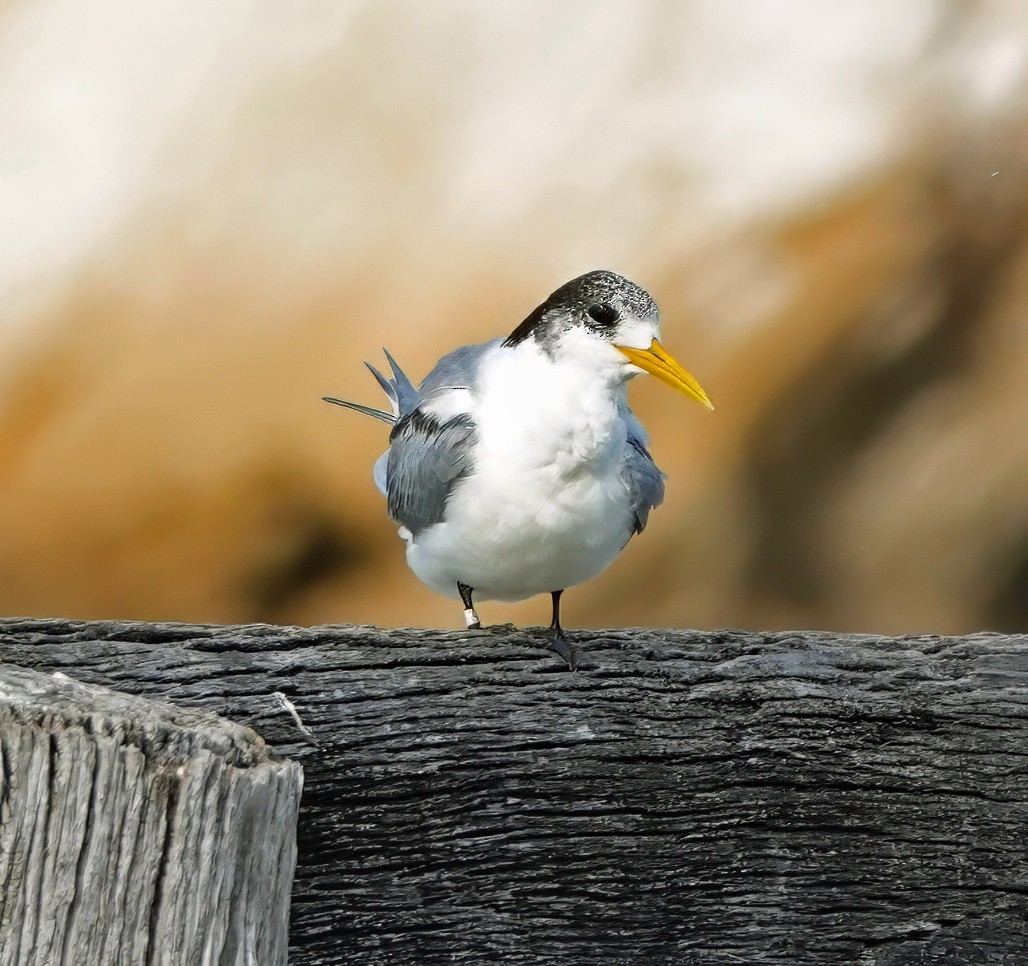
325 345 491 512
621 410 665 535
372 450 389 496
381 342 494 533
417 339 500 395
386 408 477 536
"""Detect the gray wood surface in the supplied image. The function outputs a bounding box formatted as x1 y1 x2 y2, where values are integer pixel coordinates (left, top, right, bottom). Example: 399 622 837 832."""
0 659 301 966
2 618 1026 965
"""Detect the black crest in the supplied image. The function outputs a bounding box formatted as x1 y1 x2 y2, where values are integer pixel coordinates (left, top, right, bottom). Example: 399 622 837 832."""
502 270 656 348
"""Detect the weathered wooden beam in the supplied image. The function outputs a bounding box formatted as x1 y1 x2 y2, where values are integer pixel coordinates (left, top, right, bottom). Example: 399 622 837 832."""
0 660 301 966
2 618 1026 964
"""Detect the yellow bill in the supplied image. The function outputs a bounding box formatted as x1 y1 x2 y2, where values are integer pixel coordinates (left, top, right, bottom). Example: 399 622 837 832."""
616 339 714 410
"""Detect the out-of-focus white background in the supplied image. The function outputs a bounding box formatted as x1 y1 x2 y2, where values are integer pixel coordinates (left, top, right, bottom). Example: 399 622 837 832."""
1 1 1026 635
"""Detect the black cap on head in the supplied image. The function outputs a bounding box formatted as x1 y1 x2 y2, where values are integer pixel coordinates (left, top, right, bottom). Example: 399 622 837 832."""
503 271 658 349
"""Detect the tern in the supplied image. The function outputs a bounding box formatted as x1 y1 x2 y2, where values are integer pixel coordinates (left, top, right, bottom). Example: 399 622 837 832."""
324 270 712 668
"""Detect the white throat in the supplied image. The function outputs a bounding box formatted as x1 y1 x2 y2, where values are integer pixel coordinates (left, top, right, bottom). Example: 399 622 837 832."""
476 339 629 475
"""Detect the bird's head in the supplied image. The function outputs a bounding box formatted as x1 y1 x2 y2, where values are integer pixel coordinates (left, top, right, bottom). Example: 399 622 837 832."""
503 270 713 410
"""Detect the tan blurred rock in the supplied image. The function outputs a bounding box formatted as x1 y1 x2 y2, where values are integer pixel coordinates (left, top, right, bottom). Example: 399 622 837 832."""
1 3 1025 635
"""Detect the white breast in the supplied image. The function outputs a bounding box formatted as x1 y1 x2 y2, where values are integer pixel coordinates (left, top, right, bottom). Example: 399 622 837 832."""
403 341 636 601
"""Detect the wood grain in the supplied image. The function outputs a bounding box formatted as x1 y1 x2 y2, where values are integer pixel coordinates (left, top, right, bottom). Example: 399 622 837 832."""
0 659 301 966
2 619 1026 964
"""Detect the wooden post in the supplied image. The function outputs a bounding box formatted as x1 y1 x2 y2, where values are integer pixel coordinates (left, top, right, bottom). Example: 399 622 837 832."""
2 618 1026 964
0 662 302 966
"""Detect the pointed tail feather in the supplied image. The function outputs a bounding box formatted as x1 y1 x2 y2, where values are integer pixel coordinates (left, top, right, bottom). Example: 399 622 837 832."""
321 396 395 424
382 348 420 415
323 348 419 424
365 362 396 406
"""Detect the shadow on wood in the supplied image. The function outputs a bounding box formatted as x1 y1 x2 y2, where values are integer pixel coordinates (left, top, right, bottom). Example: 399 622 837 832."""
2 618 1026 965
0 661 301 966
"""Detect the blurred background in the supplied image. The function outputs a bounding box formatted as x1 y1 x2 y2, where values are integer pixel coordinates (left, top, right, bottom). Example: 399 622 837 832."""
1 0 1026 636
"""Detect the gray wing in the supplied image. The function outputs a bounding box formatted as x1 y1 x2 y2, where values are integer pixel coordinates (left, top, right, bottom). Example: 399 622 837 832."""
325 343 489 511
383 341 494 533
621 410 665 535
417 339 500 395
386 408 477 536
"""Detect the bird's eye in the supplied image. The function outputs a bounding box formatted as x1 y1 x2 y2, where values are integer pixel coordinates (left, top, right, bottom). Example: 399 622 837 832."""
586 303 618 327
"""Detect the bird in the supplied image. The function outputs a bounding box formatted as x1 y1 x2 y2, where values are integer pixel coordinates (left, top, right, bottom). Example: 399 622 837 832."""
323 270 712 668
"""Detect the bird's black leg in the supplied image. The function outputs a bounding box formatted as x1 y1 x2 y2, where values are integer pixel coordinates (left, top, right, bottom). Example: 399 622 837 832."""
546 589 577 671
457 582 481 629
549 590 565 636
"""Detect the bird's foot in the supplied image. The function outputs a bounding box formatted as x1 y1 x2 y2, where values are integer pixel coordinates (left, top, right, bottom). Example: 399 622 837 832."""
546 630 578 672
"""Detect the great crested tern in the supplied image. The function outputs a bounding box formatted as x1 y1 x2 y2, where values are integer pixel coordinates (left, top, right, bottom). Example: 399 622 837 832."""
324 270 712 668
